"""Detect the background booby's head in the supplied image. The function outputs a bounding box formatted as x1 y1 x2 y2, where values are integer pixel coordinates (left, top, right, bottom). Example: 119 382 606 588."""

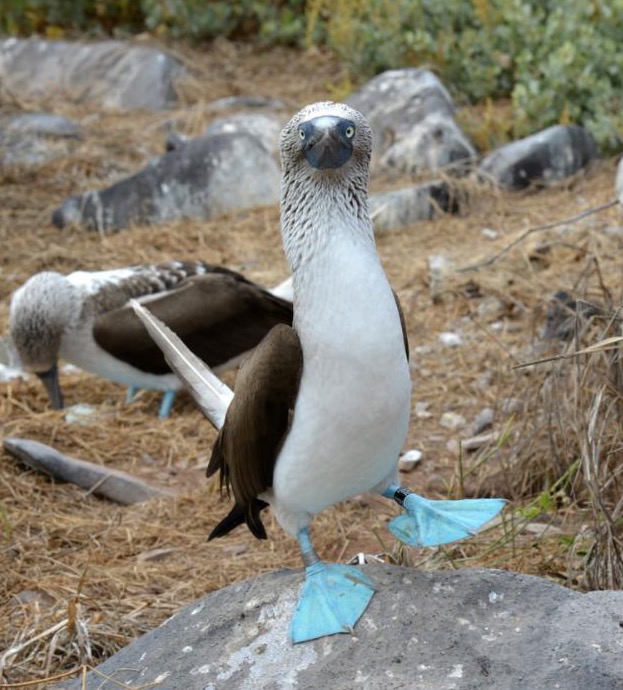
8 271 77 408
280 102 372 176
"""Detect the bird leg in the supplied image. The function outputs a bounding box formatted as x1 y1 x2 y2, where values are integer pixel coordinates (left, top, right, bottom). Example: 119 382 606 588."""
383 483 506 548
290 527 376 644
124 386 176 419
125 386 139 403
158 390 177 419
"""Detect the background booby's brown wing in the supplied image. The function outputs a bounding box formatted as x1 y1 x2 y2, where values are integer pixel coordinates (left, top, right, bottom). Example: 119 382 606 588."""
93 273 293 374
392 290 410 360
207 324 303 540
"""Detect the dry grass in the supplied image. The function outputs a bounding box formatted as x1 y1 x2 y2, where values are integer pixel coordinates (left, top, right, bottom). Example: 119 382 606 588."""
1 39 623 688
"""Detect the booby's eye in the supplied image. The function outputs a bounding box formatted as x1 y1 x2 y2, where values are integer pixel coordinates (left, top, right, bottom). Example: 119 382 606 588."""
298 128 306 140
344 125 355 139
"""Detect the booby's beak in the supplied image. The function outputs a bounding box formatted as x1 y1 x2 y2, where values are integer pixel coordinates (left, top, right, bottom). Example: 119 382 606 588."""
299 116 356 170
36 362 64 410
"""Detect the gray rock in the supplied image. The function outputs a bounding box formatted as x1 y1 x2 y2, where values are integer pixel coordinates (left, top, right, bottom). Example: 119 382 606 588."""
3 112 81 138
52 132 280 232
479 125 598 191
0 112 81 167
0 38 183 111
541 290 603 341
54 565 623 690
347 69 476 174
205 96 287 112
470 408 495 436
370 182 458 232
205 113 286 157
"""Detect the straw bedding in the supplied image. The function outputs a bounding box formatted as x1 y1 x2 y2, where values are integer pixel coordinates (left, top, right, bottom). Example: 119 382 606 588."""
1 40 622 687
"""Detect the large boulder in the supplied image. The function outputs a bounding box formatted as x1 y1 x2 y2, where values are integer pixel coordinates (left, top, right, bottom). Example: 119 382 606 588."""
55 564 623 690
0 38 184 111
204 113 286 158
347 69 476 175
479 124 598 190
52 132 281 232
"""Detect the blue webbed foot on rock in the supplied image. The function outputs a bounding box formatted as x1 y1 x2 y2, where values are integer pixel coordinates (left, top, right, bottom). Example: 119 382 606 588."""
290 528 375 644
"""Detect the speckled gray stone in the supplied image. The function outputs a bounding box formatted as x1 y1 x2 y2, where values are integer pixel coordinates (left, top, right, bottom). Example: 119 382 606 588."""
0 38 183 111
370 182 459 232
347 69 476 175
479 125 598 191
54 565 623 690
52 132 280 232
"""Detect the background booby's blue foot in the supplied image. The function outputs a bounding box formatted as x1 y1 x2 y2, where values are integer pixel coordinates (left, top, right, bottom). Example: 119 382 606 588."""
125 386 139 403
158 390 177 419
291 561 375 644
384 485 506 547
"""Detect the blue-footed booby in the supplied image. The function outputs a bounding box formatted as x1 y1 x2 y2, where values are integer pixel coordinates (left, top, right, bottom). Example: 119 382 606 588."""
5 262 293 417
132 102 506 642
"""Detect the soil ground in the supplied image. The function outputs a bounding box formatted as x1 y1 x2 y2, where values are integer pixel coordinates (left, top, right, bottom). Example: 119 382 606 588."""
1 41 622 686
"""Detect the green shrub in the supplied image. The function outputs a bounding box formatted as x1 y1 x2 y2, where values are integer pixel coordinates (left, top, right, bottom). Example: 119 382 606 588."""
1 0 622 152
308 0 623 153
0 0 306 43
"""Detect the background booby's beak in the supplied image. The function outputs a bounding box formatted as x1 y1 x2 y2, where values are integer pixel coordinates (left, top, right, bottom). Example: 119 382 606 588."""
301 116 355 170
36 362 64 410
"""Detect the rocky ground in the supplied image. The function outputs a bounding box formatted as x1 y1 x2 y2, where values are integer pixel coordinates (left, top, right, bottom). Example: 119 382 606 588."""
1 40 622 686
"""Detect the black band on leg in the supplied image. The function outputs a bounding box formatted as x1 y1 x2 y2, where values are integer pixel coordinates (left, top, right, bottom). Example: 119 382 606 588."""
394 487 412 507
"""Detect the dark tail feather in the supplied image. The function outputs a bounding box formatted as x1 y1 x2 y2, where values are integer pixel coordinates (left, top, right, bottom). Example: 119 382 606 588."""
208 499 269 541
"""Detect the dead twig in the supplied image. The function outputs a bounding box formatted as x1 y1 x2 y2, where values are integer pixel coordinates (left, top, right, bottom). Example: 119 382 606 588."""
458 199 618 273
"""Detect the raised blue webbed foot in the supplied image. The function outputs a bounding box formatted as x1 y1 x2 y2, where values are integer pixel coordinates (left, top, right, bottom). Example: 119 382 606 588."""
383 484 506 547
291 528 375 644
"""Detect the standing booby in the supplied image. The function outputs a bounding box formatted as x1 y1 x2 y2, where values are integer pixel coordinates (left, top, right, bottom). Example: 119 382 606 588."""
133 102 505 642
5 261 293 418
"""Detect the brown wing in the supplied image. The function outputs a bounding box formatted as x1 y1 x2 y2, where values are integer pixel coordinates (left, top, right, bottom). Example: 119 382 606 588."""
392 290 410 360
207 324 303 540
93 273 293 374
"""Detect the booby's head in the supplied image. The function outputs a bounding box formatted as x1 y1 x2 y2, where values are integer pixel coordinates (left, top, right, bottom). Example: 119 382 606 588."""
9 271 77 409
280 102 372 176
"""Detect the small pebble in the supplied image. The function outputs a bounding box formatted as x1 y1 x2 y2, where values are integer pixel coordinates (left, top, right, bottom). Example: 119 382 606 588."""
461 432 497 452
471 407 495 435
482 228 498 240
399 449 423 472
440 411 466 429
414 401 432 418
439 332 463 347
64 403 98 425
501 397 525 414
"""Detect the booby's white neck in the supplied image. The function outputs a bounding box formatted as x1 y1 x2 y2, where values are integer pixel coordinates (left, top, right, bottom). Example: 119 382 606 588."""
280 167 373 275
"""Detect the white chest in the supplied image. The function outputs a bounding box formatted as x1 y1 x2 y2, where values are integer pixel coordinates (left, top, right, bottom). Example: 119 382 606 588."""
272 237 412 522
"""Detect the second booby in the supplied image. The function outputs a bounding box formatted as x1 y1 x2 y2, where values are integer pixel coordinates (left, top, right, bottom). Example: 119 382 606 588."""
134 102 505 642
5 261 293 417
